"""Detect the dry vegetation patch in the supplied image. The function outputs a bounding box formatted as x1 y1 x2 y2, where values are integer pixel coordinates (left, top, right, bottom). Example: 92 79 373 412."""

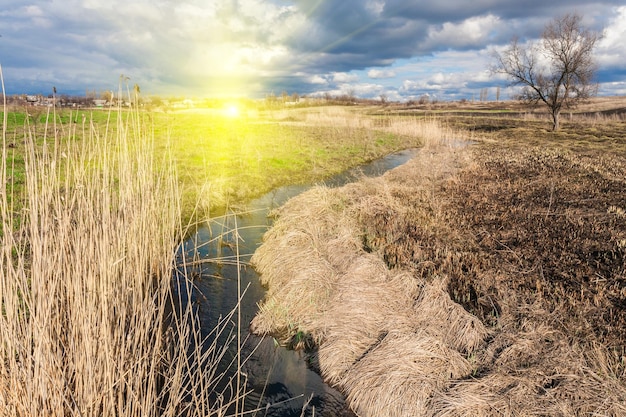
444 145 626 349
251 121 626 415
0 112 246 416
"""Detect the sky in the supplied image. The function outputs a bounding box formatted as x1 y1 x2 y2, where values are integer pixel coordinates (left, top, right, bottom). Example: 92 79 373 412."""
1 0 625 101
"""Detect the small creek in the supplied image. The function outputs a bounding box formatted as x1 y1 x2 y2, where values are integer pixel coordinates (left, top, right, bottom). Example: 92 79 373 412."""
176 148 420 416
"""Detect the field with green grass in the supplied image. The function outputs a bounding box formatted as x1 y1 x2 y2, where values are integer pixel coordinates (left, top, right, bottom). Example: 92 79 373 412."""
2 104 427 223
155 106 421 217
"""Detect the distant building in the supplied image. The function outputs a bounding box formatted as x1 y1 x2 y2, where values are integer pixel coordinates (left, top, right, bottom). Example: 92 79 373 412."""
26 95 40 104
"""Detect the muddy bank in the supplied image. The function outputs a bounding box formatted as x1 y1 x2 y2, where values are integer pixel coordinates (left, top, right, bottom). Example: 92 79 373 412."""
250 141 626 416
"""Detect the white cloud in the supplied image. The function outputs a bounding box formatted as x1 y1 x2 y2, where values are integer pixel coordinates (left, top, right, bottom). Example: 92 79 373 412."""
309 75 328 84
599 81 626 96
401 68 485 93
23 5 44 17
349 83 385 96
332 72 360 83
365 0 385 16
308 82 386 99
597 6 626 69
367 69 397 79
422 14 502 50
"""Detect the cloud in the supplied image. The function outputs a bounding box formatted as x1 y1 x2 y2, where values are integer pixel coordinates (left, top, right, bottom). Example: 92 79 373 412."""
347 83 385 97
1 0 309 95
309 75 328 85
596 6 626 71
368 69 397 79
332 72 360 83
401 72 467 93
381 0 621 23
421 15 503 50
308 82 385 99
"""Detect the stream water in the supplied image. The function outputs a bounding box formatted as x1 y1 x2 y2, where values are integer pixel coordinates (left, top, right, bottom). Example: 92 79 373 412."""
176 148 420 416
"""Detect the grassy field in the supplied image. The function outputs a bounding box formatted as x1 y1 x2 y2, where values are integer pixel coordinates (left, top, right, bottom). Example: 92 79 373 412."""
250 97 626 416
155 106 420 218
2 95 625 416
2 104 426 223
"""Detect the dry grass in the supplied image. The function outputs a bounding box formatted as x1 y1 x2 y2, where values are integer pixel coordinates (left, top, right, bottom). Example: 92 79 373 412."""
316 260 423 385
0 94 246 415
381 115 474 148
251 129 488 416
250 112 626 416
341 332 472 417
301 106 375 130
250 186 361 341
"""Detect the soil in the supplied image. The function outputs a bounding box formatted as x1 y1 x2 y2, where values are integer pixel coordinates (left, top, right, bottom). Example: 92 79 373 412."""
366 142 626 352
446 146 626 350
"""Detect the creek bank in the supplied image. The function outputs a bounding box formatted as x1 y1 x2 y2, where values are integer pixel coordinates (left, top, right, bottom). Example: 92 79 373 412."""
250 142 626 416
180 149 421 416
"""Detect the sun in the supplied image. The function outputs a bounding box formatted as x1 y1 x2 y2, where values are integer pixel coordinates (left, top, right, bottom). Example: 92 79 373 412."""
223 103 241 118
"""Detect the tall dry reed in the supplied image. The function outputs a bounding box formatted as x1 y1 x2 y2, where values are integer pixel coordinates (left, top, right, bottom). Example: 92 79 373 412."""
383 116 472 148
0 77 244 416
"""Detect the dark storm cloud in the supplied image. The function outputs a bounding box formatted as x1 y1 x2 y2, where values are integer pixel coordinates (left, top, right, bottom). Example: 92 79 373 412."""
0 3 147 93
280 0 625 99
286 0 426 58
289 0 615 60
381 0 620 23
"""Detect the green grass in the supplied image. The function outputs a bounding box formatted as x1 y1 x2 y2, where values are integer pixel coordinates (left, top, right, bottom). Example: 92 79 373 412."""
0 108 120 217
156 111 417 219
2 106 424 224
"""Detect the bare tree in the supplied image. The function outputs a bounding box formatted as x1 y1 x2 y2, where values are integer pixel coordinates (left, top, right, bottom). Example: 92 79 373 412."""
480 88 489 102
346 88 356 103
100 90 114 104
492 13 601 130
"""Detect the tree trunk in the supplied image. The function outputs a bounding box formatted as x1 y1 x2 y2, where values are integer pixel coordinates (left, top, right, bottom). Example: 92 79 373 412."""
551 109 561 131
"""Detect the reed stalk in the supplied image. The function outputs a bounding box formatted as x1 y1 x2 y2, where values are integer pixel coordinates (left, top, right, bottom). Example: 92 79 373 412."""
0 73 244 416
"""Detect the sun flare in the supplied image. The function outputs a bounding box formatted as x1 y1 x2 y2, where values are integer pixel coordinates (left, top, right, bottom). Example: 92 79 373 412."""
224 103 240 118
